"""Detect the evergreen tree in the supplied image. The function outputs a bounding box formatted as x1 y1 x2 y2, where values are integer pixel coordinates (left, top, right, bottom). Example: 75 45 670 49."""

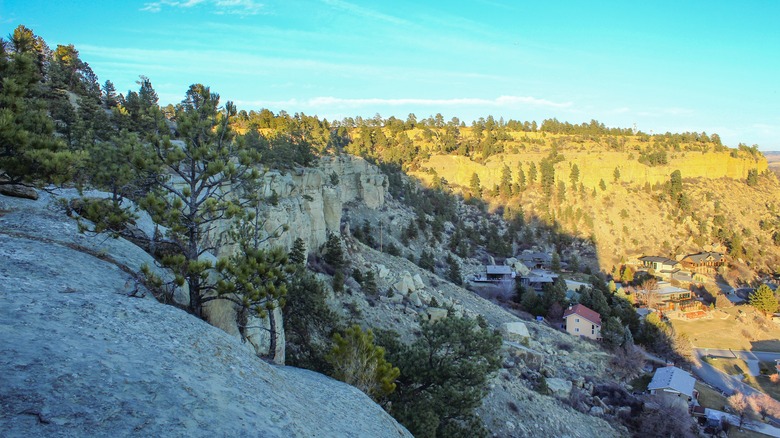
284 270 342 370
288 237 307 266
516 166 526 191
749 284 779 315
599 179 607 191
528 162 537 185
469 172 482 198
418 249 435 272
139 84 260 318
323 232 345 270
384 316 502 438
0 27 78 187
569 163 579 187
551 252 561 272
613 167 621 182
446 254 462 285
499 164 512 198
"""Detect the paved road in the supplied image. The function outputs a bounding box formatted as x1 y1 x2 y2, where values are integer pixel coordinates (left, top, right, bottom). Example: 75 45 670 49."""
700 348 780 363
691 349 761 397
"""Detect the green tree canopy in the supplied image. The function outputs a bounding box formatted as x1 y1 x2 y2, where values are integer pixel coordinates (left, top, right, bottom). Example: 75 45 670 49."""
749 284 778 315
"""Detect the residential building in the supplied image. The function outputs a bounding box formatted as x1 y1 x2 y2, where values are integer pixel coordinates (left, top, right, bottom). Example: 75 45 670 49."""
563 304 601 340
647 365 698 407
519 251 552 270
518 269 558 292
680 252 725 273
638 256 682 279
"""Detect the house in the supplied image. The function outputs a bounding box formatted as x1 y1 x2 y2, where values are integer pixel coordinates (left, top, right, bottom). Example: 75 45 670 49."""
647 365 698 406
486 265 514 281
472 265 515 283
639 255 683 279
657 282 692 302
519 251 552 270
518 269 558 292
680 252 725 273
563 304 601 340
652 282 702 315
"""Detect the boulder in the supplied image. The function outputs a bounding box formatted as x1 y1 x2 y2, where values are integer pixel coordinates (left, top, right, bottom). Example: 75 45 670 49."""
589 406 605 416
408 291 423 307
500 322 530 343
393 272 415 295
412 274 425 290
426 307 448 322
546 378 573 398
0 184 38 200
376 264 390 279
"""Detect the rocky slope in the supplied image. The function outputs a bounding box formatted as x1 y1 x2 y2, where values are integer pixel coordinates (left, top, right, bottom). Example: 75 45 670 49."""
0 191 410 438
251 156 628 437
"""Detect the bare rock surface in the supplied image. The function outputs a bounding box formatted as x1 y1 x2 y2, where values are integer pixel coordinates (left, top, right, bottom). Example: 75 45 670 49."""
0 192 410 438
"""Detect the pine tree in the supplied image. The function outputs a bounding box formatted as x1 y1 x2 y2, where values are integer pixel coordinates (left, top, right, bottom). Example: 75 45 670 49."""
446 254 462 285
323 232 345 270
469 172 482 198
139 84 260 318
749 284 779 315
569 163 579 187
288 237 307 265
0 26 79 187
383 316 502 438
528 162 537 185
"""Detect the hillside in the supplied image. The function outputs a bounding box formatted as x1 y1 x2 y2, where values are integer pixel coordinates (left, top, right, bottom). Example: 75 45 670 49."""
0 190 410 438
406 147 777 274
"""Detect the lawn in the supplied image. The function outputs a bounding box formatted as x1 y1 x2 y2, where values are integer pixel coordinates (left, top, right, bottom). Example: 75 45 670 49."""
728 429 773 438
670 306 780 352
703 357 749 376
695 381 727 410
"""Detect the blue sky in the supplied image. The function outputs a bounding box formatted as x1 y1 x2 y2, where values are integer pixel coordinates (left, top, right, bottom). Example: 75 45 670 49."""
2 0 779 149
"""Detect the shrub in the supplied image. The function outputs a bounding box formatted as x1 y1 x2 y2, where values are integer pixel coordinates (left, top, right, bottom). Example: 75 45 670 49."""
326 325 400 402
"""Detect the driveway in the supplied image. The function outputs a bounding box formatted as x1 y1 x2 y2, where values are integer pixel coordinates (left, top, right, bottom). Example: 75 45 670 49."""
691 349 763 397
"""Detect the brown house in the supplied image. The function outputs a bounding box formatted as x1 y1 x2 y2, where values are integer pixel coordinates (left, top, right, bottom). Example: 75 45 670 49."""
680 252 725 273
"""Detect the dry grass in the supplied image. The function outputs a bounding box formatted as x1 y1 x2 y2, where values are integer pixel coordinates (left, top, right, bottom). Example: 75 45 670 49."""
704 357 750 376
728 429 773 438
671 306 780 352
695 381 727 410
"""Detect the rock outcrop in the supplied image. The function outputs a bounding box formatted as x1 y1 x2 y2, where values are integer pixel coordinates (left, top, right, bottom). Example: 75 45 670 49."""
0 192 410 438
246 155 387 257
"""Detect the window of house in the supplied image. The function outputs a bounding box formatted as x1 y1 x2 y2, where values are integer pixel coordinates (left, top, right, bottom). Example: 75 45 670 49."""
575 328 579 332
575 318 579 322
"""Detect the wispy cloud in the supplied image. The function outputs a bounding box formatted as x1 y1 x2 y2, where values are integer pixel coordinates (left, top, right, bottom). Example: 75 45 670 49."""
237 95 572 109
320 0 407 25
637 107 695 117
141 0 263 15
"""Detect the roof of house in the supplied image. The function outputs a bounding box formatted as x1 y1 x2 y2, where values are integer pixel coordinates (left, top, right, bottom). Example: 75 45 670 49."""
647 366 696 397
683 252 724 264
486 265 513 275
639 256 680 266
563 304 601 325
519 252 552 262
522 270 558 283
657 283 689 296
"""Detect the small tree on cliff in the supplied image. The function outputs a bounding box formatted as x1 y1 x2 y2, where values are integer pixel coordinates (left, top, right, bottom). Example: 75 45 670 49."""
140 84 260 318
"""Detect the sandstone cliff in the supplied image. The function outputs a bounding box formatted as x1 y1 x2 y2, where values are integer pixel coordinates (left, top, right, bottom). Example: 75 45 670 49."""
244 155 387 256
0 191 410 438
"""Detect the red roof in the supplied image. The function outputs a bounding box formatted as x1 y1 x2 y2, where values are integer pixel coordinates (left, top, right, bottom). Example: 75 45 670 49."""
563 304 601 325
